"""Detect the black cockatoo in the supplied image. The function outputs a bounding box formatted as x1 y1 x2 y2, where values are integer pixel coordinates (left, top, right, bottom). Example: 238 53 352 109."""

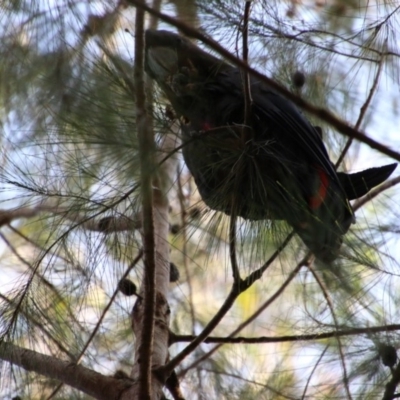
144 29 396 262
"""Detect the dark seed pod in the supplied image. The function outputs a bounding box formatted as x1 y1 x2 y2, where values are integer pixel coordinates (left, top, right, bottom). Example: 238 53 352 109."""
170 262 180 282
98 216 115 232
113 370 130 379
292 70 306 88
118 278 137 296
170 224 180 235
189 207 201 219
165 105 176 120
379 344 397 368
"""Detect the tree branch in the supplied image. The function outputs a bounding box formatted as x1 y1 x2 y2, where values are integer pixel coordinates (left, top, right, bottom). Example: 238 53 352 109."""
229 216 241 283
170 323 400 344
0 205 142 232
383 359 400 400
0 342 132 400
134 2 156 398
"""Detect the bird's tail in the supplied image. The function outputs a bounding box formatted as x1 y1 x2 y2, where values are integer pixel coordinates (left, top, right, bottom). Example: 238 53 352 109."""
338 163 397 200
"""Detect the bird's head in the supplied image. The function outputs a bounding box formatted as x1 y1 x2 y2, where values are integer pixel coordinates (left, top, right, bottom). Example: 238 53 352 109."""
144 30 230 116
145 30 184 81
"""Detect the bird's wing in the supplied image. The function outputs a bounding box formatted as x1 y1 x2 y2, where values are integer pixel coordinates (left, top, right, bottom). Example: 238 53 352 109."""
254 83 338 181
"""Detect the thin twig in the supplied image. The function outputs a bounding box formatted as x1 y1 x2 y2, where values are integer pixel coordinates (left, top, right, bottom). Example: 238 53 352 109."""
353 176 400 211
336 55 385 167
301 345 329 400
307 265 352 400
229 216 241 283
242 232 294 284
170 323 400 344
241 0 253 139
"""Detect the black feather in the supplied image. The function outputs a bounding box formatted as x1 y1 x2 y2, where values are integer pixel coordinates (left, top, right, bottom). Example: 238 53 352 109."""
338 163 397 200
